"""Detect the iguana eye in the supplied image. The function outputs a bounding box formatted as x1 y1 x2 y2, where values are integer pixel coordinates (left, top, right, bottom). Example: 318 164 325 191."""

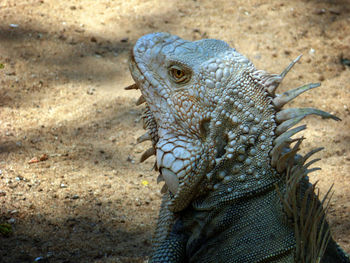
169 65 190 83
173 68 184 78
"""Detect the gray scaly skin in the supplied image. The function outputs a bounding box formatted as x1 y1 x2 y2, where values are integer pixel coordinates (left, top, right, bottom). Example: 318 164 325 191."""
127 32 350 263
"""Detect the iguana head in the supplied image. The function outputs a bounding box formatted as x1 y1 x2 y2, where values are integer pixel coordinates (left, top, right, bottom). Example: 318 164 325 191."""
128 32 340 212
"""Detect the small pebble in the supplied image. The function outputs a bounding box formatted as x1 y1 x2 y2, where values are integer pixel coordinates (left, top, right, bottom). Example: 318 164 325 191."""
315 8 326 15
87 87 95 95
127 155 135 163
34 256 44 262
8 218 16 224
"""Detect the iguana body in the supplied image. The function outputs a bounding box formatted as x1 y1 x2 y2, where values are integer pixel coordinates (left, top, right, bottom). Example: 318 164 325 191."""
127 33 349 262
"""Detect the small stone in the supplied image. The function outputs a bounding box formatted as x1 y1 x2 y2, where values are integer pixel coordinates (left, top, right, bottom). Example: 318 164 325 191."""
34 256 44 262
87 87 95 95
315 8 326 15
329 9 341 15
127 155 135 163
309 48 315 55
71 194 79 200
94 52 103 58
8 218 16 224
60 183 67 188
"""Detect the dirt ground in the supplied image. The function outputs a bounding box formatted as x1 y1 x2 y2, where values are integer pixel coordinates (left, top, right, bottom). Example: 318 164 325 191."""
0 0 349 262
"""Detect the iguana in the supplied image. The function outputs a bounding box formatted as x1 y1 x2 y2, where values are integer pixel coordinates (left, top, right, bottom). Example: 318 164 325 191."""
126 32 350 263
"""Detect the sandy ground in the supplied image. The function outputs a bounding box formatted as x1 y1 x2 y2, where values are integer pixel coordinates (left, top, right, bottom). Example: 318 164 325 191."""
0 0 349 262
